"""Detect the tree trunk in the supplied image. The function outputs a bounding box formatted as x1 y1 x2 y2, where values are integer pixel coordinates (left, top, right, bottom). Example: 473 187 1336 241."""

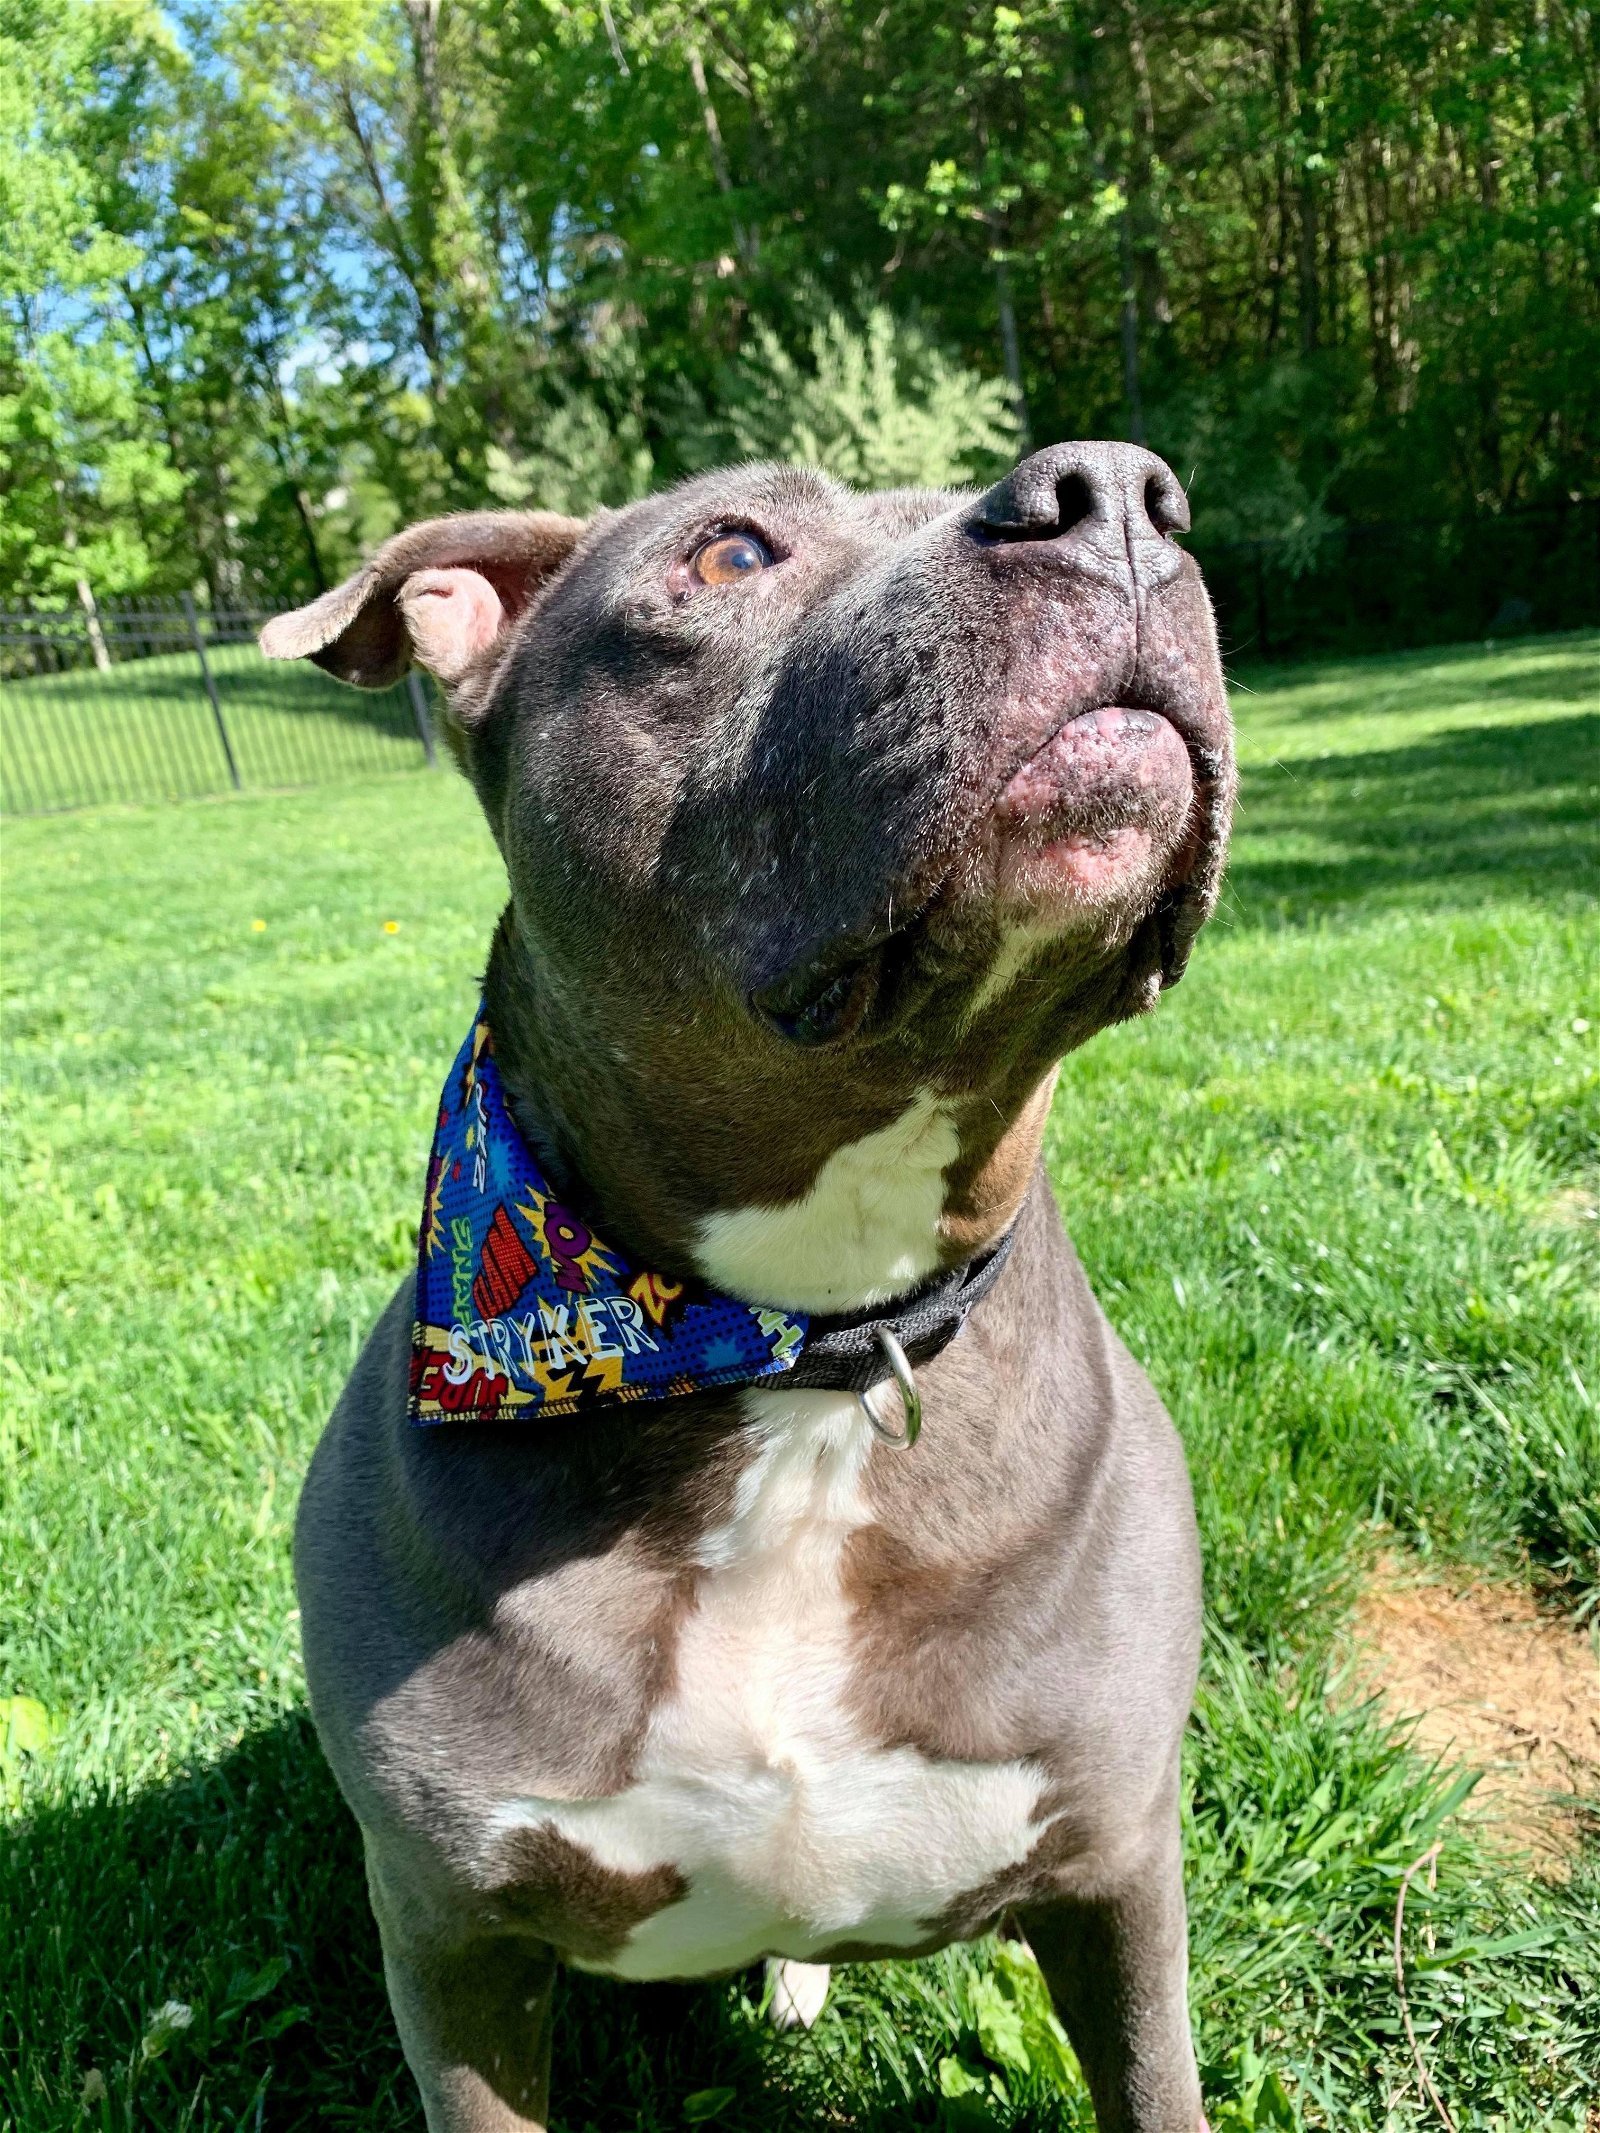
1118 204 1146 445
76 578 112 673
1294 0 1322 353
687 44 756 265
123 284 221 608
992 252 1032 451
1121 0 1171 334
265 363 328 592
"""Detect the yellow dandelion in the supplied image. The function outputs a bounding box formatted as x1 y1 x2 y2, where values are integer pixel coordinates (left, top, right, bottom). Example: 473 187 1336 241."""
384 920 400 934
250 918 267 933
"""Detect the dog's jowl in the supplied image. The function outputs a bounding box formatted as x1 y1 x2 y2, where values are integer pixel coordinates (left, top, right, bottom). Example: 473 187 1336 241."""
262 443 1235 2133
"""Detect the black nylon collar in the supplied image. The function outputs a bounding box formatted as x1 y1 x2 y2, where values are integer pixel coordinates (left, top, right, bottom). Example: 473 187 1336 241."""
783 1226 1018 1396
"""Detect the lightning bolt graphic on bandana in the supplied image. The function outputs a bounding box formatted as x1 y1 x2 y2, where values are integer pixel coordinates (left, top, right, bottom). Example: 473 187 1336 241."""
581 1344 627 1397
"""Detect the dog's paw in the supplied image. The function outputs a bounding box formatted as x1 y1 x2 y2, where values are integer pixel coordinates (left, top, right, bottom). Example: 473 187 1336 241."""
764 1958 831 2031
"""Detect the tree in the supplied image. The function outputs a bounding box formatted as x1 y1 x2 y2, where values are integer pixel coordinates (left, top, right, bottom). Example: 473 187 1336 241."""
0 0 183 596
0 0 1593 643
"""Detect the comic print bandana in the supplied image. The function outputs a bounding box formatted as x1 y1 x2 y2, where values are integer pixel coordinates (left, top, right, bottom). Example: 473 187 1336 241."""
410 1008 807 1425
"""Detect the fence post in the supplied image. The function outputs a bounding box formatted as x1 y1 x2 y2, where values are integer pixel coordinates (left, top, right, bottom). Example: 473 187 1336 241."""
406 669 439 767
180 590 241 790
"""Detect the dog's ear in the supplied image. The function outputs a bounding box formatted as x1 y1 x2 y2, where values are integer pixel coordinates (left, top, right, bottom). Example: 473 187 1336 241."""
258 511 585 703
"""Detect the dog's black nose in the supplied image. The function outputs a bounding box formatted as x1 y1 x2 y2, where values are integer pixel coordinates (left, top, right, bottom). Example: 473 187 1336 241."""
973 440 1190 549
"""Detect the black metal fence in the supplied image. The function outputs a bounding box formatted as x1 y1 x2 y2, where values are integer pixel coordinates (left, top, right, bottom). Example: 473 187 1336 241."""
0 596 438 816
5 501 1594 814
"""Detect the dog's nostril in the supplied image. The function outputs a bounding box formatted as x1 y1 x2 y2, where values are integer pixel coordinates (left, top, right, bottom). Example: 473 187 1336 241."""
1054 472 1093 536
1142 472 1189 537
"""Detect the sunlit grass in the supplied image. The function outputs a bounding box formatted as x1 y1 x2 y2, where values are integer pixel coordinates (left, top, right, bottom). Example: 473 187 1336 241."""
1 632 1596 2128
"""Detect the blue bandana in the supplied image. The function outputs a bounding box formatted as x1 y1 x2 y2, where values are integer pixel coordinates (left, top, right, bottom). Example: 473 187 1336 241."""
410 1008 807 1424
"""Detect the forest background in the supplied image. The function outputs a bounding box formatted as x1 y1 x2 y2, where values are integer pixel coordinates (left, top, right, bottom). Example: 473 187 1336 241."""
3 0 1598 656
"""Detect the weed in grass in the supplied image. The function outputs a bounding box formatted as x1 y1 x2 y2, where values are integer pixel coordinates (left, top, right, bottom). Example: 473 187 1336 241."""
1 633 1597 2128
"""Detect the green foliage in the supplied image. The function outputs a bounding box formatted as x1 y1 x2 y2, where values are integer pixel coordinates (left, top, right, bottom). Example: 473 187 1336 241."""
691 295 1019 489
483 332 657 516
933 1939 1084 2125
1 635 1596 2126
1156 360 1345 567
0 1695 61 1809
2 0 1595 636
1184 1634 1598 2129
484 398 655 519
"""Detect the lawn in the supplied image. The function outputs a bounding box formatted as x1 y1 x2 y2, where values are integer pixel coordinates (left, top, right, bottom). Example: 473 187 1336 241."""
1 631 1596 2131
0 645 429 814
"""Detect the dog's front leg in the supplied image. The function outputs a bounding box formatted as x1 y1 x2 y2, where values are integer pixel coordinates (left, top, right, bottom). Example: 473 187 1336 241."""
367 1849 558 2133
1018 1824 1204 2133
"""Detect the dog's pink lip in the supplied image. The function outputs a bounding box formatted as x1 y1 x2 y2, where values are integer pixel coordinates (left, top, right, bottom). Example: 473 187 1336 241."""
988 704 1196 907
996 703 1185 817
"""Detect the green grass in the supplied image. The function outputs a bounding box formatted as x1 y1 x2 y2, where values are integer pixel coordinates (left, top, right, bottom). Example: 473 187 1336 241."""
0 645 428 814
1 631 1597 2130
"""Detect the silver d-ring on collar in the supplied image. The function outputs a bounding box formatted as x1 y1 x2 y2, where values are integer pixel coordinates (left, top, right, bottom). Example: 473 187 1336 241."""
858 1326 922 1449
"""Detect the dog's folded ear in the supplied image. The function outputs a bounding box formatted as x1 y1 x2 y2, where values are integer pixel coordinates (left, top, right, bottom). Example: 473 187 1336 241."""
258 510 585 701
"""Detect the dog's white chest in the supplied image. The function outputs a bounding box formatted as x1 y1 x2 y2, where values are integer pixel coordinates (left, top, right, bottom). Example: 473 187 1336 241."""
485 1392 1048 1979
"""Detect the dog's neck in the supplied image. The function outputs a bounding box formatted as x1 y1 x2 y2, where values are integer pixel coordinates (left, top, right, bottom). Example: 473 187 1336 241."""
480 912 1052 1314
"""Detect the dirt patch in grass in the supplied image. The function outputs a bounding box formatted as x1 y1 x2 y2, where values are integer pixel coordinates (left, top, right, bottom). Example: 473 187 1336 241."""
1540 1179 1600 1231
1351 1560 1599 1867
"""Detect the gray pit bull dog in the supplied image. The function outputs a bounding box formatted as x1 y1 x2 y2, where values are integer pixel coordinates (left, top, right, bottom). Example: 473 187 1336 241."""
261 440 1235 2133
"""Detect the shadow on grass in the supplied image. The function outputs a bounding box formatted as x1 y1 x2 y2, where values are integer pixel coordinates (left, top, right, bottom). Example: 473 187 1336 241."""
10 1687 1592 2133
1226 711 1599 922
6 652 411 727
0 1713 944 2133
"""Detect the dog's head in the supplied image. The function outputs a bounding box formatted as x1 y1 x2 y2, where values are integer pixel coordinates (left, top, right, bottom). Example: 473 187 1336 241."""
264 446 1233 1304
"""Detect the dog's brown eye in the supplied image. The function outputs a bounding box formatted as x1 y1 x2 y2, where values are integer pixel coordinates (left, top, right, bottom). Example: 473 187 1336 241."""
692 531 774 585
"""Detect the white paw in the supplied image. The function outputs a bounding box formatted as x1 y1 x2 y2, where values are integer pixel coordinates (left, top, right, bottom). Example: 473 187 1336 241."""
764 1957 831 2031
